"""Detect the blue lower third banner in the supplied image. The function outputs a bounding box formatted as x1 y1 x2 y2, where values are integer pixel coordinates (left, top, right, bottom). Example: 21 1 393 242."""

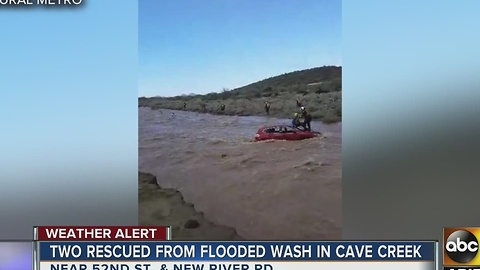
37 241 438 270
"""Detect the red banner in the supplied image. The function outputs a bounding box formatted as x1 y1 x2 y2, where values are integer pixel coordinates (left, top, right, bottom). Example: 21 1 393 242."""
35 226 169 241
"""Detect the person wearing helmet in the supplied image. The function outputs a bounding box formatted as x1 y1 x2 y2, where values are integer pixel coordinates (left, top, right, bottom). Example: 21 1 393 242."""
300 107 312 131
292 112 300 128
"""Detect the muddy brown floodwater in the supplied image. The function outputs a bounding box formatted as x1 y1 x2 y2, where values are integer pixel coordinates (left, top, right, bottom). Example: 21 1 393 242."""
139 107 342 240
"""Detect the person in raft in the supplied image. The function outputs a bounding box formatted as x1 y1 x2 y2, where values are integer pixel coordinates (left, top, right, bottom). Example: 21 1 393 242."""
292 112 301 129
300 106 312 131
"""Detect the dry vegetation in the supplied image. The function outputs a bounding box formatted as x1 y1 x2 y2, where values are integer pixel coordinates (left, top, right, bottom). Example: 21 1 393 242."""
139 66 341 123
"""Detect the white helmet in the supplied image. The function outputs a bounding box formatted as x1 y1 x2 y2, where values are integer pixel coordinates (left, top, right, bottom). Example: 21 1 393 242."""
301 106 305 111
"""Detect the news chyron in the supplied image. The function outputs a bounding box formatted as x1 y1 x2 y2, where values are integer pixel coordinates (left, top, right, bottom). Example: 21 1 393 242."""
444 227 480 270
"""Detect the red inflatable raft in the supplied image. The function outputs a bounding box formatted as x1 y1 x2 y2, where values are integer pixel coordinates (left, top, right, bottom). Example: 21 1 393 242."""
254 125 320 141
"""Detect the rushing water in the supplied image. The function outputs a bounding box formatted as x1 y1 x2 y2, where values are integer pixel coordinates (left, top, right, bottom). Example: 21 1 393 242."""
139 107 342 240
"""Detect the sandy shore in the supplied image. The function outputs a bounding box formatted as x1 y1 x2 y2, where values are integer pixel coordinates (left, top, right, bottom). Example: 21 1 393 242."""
138 172 242 240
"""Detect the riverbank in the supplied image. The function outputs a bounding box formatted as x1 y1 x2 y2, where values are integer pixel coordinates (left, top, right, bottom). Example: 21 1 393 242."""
139 90 341 123
139 66 342 123
138 172 242 240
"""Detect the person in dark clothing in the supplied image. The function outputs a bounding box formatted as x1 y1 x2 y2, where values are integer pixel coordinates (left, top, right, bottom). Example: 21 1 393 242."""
183 102 187 110
264 101 270 115
220 103 225 112
296 99 302 108
300 106 312 131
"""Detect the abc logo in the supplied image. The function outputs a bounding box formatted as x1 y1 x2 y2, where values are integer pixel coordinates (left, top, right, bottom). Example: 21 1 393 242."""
445 230 479 263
